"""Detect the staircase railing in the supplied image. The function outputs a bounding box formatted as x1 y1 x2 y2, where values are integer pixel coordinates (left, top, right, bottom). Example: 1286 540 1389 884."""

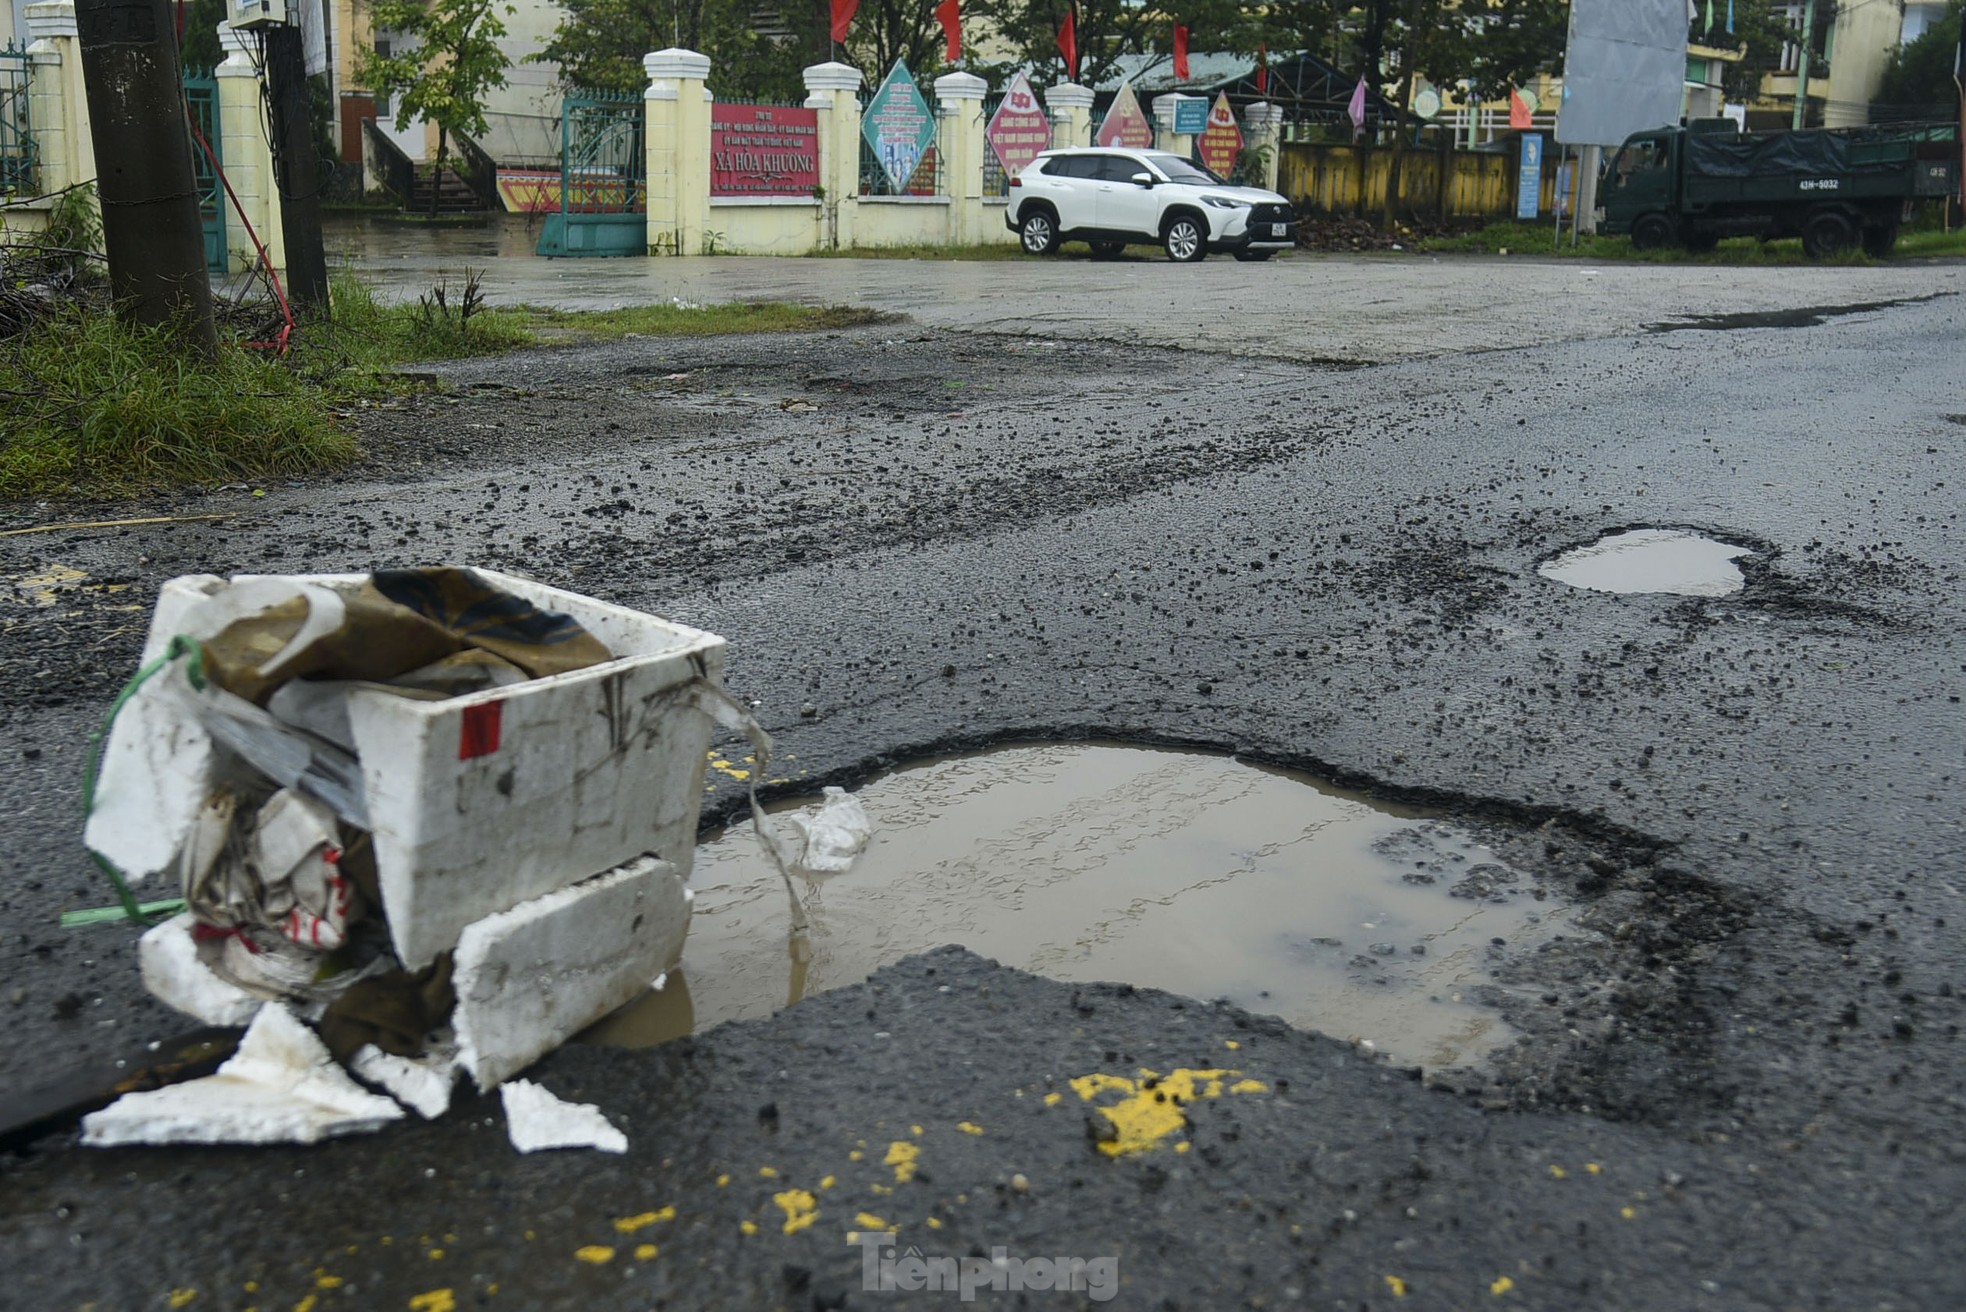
452 129 500 210
363 119 416 205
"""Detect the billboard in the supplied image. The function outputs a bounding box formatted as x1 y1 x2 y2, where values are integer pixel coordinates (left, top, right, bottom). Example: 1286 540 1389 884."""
711 105 820 197
1555 0 1688 148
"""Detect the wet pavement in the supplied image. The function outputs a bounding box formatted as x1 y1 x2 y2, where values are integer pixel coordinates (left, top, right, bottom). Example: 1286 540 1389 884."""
316 213 1964 365
3 246 1965 1310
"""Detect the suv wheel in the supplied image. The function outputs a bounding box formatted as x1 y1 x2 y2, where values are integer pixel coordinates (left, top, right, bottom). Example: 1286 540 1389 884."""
1019 210 1059 255
1163 213 1207 262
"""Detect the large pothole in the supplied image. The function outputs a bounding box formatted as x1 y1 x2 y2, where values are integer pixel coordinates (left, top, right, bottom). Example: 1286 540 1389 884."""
1539 528 1755 597
582 744 1585 1072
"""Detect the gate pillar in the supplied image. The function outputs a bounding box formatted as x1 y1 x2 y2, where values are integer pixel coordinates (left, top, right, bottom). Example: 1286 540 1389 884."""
216 23 281 273
803 61 862 251
645 47 711 256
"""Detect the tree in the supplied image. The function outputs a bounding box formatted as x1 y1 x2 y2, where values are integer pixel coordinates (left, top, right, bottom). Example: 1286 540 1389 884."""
851 0 958 82
966 0 1256 91
1438 0 1568 102
1881 0 1965 109
539 0 817 100
1689 0 1802 103
358 0 514 213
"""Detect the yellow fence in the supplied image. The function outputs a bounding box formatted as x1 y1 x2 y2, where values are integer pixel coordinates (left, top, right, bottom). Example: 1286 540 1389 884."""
1280 141 1565 220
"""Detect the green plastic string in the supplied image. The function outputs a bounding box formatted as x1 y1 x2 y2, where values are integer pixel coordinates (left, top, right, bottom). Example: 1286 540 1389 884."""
69 635 206 928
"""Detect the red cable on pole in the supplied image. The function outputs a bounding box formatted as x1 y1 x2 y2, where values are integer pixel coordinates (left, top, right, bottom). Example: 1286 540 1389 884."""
189 114 296 354
173 9 295 353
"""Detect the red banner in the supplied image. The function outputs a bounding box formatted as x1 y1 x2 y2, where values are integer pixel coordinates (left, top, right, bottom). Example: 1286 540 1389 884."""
1173 25 1190 81
937 0 960 62
711 104 820 197
1057 8 1077 81
830 0 857 43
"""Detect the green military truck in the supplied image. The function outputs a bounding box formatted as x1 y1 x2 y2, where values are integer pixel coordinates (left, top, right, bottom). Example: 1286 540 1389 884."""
1598 121 1957 258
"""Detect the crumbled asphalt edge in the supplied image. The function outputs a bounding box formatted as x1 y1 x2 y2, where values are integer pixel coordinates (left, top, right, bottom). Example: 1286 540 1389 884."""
3 945 1957 1312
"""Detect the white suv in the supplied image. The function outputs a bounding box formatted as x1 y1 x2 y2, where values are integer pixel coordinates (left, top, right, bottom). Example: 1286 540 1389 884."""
1006 147 1296 263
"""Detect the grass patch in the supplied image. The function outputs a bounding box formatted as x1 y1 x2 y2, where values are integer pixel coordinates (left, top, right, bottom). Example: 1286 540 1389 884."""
514 300 895 342
1416 217 1966 264
1 272 905 500
0 307 356 498
1893 223 1966 258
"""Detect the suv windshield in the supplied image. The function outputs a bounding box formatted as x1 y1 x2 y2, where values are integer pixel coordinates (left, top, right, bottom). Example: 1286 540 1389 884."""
1149 156 1229 186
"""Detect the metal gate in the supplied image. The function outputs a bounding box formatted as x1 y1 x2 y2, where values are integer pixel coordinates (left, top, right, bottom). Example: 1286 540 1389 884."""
536 88 646 257
0 42 37 197
182 72 225 273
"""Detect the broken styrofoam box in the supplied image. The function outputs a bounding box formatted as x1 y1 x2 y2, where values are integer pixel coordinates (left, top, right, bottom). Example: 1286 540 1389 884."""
86 569 724 970
81 1004 405 1147
452 855 690 1091
501 1079 628 1154
139 913 265 1028
351 1043 457 1120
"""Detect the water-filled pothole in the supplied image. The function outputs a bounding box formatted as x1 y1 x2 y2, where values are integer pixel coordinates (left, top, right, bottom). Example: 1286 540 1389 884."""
1539 528 1753 596
582 745 1575 1071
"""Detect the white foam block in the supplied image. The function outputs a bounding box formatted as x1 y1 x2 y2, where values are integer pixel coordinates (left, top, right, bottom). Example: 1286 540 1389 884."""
501 1078 627 1154
350 1043 457 1120
452 855 690 1090
81 1004 404 1147
138 912 265 1028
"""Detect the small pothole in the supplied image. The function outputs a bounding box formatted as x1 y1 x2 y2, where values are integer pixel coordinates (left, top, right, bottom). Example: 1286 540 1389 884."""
1539 528 1754 597
582 744 1580 1072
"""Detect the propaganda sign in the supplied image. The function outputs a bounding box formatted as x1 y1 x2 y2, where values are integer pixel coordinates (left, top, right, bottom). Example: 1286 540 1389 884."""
987 71 1051 180
863 60 938 193
1095 82 1153 149
711 104 820 196
1198 93 1244 177
1516 132 1543 219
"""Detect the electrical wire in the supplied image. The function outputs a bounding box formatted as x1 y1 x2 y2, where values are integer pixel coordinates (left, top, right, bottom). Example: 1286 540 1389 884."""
189 114 295 353
172 8 297 352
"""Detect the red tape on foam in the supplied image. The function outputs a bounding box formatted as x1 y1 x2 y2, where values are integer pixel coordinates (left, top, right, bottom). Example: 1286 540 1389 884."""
459 701 504 760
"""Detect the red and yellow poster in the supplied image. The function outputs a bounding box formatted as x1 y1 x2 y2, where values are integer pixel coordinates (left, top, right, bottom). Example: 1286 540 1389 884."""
1096 82 1154 149
1199 93 1244 177
987 71 1051 180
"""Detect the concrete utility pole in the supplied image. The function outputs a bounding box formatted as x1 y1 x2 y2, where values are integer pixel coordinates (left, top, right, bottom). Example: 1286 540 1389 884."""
74 0 218 361
263 23 330 314
1791 0 1817 131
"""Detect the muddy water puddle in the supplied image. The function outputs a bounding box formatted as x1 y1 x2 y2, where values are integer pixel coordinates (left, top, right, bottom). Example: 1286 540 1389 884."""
1540 528 1753 597
584 746 1572 1070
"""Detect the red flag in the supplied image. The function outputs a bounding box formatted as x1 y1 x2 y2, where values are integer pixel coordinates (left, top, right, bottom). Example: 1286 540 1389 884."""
830 0 857 43
1173 25 1190 81
1257 42 1268 95
937 0 960 61
1057 7 1078 81
1509 87 1533 130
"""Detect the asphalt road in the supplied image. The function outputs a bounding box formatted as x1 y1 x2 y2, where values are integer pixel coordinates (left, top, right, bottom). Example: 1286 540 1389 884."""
2 249 1963 1311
